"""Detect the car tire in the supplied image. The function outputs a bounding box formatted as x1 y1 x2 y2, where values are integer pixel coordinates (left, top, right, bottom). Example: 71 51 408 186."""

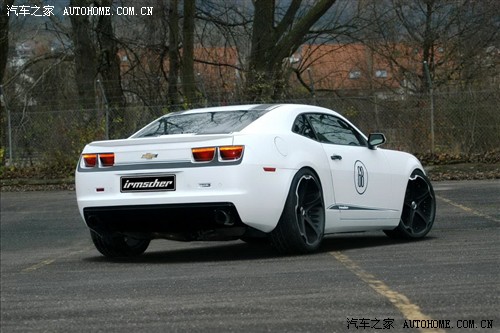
384 169 436 239
90 230 150 258
270 168 325 254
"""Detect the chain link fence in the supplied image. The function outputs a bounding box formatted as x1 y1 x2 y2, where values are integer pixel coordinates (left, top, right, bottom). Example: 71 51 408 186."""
2 90 499 170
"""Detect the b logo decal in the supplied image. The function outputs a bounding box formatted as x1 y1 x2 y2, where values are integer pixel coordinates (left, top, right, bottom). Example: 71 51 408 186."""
354 160 368 194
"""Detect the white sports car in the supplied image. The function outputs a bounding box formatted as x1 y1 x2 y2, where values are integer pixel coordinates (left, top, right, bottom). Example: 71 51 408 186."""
75 104 436 257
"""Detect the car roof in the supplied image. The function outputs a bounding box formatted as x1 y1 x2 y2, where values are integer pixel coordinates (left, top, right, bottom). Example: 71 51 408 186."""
170 104 275 115
171 104 341 117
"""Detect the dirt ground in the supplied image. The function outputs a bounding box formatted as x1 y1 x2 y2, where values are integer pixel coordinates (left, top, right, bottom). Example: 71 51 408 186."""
425 163 500 181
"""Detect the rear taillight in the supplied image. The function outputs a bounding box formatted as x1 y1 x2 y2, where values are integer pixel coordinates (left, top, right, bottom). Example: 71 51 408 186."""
99 153 115 167
82 154 97 167
82 153 114 168
219 146 244 161
192 146 244 163
192 147 216 162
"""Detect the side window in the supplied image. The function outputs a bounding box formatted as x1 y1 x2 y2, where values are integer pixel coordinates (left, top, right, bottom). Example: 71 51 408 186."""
307 114 365 146
292 114 316 140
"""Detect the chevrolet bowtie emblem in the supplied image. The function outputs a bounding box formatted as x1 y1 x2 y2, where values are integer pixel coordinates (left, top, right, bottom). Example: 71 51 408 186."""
141 153 158 160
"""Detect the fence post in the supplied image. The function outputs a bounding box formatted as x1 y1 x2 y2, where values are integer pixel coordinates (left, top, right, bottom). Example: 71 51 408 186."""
97 79 109 140
0 85 13 164
423 61 435 153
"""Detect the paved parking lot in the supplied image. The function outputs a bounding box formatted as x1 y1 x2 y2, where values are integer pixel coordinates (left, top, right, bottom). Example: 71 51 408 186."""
1 180 499 332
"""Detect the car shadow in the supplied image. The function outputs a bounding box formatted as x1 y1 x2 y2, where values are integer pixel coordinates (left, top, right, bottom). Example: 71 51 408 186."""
84 241 278 264
84 233 436 264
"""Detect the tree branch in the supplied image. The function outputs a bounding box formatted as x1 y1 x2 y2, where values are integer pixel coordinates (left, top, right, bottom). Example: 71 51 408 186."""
271 0 337 65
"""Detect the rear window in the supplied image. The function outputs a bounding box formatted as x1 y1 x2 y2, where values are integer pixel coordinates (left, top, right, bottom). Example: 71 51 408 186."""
133 110 269 137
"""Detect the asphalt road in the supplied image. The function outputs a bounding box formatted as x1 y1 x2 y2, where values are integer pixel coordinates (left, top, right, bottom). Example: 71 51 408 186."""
1 180 499 333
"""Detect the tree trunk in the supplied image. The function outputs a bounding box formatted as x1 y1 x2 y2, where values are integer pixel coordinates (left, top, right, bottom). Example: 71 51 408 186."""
247 0 276 100
69 0 98 117
246 0 337 101
0 0 14 165
168 0 180 108
181 0 196 106
421 0 436 93
96 0 127 138
0 0 14 84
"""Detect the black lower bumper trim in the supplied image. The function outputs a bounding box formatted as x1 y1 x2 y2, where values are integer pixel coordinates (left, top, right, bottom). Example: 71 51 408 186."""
83 202 243 238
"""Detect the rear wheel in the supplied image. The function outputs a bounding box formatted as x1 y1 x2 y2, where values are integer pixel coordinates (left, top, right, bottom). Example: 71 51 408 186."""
270 169 325 254
384 169 436 239
90 230 150 258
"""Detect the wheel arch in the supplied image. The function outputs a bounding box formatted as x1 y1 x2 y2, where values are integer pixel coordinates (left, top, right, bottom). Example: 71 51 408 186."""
396 161 431 217
378 149 427 214
289 159 333 209
297 166 322 186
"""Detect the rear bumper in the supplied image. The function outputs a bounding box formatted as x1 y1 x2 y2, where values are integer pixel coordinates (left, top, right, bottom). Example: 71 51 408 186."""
76 164 295 233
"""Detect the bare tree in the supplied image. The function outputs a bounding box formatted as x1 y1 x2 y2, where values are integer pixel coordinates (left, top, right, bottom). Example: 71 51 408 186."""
114 0 197 110
67 0 131 137
358 0 499 92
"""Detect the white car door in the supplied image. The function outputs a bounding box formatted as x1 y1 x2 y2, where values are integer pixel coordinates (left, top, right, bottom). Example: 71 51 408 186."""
305 114 399 231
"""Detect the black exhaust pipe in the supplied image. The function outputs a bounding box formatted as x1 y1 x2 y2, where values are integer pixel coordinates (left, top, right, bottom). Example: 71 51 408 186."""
214 209 234 226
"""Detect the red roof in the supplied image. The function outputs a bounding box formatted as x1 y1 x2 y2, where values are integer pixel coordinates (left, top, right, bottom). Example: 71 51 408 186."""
118 43 450 94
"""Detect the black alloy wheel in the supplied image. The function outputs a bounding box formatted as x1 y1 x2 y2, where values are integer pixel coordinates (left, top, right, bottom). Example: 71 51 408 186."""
384 169 436 239
270 168 325 254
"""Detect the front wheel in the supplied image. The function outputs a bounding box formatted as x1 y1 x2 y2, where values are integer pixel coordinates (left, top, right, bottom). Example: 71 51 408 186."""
270 169 325 254
90 230 150 258
384 169 436 239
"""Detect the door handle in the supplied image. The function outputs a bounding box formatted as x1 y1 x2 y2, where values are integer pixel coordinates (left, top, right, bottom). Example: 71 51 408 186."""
331 154 342 160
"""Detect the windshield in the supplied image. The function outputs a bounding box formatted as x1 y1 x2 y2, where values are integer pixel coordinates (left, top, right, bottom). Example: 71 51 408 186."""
132 110 269 138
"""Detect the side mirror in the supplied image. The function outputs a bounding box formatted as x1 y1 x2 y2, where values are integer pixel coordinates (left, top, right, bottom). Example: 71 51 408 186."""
368 133 386 149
